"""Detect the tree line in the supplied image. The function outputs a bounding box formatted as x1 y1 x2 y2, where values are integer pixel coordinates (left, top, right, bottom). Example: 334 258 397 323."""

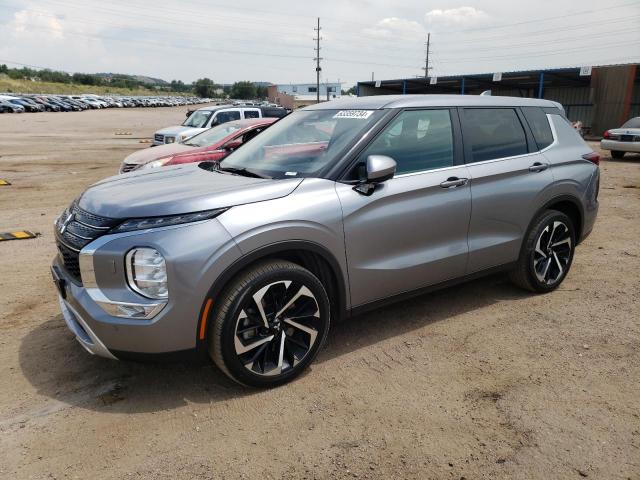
0 64 269 99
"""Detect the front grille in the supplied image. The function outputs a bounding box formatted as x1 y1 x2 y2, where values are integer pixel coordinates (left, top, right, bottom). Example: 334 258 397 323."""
154 134 164 143
54 202 120 283
56 240 81 281
120 162 138 173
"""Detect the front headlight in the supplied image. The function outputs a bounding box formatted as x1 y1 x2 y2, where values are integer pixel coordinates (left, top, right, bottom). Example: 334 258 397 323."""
165 136 176 144
141 158 170 169
126 248 168 299
111 208 228 233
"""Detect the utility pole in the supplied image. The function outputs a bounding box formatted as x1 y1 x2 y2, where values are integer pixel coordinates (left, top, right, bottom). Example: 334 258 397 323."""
313 18 322 103
422 32 431 78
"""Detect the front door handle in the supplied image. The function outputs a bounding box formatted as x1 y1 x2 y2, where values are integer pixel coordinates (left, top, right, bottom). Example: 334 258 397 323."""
529 162 549 172
440 177 468 188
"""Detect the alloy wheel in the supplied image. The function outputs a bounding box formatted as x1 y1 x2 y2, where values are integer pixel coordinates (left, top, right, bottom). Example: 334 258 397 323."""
533 220 572 285
234 280 321 376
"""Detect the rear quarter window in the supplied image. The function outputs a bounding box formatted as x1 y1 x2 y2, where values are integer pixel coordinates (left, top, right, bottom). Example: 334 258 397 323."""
522 106 554 150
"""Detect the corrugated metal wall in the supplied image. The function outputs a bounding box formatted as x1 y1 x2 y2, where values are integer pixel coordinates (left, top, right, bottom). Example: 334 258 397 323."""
591 65 637 133
629 82 640 118
544 86 593 125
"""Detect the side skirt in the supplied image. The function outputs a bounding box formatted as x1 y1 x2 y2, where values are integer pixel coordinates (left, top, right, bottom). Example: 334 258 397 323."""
349 262 517 318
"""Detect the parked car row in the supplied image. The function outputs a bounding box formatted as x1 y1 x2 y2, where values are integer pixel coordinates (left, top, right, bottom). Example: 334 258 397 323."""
0 93 209 113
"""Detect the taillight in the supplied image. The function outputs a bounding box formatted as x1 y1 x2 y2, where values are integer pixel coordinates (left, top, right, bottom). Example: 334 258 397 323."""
582 152 600 166
603 130 610 139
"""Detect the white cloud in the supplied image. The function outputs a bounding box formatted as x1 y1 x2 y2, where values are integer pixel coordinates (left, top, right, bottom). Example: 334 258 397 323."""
363 17 426 39
425 6 489 28
13 9 64 39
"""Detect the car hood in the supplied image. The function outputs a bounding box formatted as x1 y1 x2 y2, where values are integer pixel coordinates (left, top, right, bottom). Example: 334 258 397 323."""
78 163 303 218
156 126 205 137
123 144 193 165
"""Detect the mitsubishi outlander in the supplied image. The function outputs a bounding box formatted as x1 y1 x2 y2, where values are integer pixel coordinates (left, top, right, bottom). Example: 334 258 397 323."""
52 95 600 387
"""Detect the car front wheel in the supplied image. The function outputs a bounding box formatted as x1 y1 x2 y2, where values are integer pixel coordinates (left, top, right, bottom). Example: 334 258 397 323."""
209 260 331 387
510 210 575 293
611 151 625 159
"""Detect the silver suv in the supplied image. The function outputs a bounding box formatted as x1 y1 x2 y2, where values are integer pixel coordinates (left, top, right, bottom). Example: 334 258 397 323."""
52 95 600 387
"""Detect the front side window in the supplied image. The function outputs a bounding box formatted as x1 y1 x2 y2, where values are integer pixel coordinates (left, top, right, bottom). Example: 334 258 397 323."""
222 109 385 179
522 106 554 150
244 110 260 119
183 110 212 128
463 108 528 162
359 109 454 175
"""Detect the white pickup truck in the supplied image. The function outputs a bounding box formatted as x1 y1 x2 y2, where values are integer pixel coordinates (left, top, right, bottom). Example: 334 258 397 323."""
152 104 287 146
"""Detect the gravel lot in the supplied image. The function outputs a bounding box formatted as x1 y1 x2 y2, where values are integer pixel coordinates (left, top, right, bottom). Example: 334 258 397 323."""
0 107 638 480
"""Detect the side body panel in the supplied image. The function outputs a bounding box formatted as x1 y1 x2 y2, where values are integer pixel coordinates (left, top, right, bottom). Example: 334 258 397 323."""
542 114 599 240
217 178 351 308
336 166 472 307
465 152 554 273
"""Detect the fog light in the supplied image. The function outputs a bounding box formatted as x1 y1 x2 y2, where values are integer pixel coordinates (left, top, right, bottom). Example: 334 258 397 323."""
125 248 168 299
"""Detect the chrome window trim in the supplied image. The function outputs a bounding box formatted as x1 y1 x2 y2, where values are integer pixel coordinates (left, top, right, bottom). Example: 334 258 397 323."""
393 163 467 179
386 112 558 179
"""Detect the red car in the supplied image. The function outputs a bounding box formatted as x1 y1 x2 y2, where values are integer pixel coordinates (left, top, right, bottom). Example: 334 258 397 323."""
119 118 277 173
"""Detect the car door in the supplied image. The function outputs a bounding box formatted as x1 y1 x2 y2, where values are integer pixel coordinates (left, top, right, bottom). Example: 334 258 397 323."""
336 108 472 307
460 107 554 273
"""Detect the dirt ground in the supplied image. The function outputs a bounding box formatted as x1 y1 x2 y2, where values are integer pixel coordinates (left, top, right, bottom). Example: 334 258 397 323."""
0 107 638 480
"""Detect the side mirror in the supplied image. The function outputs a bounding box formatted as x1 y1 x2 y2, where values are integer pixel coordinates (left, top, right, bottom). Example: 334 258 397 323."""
366 155 396 183
354 155 396 195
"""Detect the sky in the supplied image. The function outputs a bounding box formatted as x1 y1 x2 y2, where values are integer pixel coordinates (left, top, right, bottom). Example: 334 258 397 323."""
0 0 639 87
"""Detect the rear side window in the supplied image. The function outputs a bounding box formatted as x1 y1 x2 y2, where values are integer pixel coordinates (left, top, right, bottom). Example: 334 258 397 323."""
462 108 528 162
522 106 554 150
244 110 260 119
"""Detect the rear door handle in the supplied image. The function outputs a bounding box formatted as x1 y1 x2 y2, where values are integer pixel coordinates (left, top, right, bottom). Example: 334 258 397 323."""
529 162 549 172
440 177 468 188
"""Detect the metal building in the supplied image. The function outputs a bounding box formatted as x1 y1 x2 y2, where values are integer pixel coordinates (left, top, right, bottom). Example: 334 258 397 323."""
356 63 639 136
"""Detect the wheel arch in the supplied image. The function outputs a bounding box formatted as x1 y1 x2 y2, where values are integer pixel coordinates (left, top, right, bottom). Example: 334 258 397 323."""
196 240 349 350
540 194 584 243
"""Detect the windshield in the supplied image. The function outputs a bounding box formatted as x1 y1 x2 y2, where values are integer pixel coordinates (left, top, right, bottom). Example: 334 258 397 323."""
221 109 384 179
183 110 212 128
186 123 242 147
621 117 640 128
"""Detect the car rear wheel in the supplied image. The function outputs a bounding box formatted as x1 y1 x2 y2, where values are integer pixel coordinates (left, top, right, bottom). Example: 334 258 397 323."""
611 150 625 159
209 260 330 387
509 210 575 293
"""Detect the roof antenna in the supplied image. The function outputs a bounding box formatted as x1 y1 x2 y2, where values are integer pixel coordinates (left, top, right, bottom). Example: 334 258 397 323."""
480 90 492 96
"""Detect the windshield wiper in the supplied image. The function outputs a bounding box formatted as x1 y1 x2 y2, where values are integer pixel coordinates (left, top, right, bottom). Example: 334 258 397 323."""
218 166 268 179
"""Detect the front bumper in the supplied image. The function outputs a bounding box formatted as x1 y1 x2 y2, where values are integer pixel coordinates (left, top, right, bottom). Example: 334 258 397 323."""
52 217 242 359
600 139 640 153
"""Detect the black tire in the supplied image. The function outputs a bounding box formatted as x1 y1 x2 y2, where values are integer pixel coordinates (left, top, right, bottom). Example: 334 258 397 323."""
611 150 625 159
509 210 575 293
208 260 330 387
